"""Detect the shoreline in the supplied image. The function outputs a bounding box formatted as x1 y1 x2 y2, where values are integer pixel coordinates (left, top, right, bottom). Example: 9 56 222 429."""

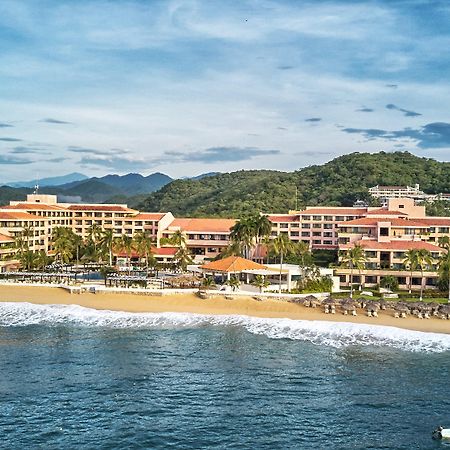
1 284 449 335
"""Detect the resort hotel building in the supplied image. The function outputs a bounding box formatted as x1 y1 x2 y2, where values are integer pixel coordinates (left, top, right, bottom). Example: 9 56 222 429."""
0 194 449 292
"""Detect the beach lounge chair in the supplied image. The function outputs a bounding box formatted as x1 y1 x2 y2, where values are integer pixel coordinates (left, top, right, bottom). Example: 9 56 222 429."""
352 310 357 316
394 312 399 318
373 311 378 317
367 311 372 317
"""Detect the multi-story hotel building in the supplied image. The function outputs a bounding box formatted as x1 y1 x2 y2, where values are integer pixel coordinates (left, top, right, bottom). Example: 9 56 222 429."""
1 194 449 294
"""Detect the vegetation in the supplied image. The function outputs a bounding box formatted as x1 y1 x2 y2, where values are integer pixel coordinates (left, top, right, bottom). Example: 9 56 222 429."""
380 275 399 291
339 244 367 298
295 275 333 293
138 152 450 216
268 233 295 294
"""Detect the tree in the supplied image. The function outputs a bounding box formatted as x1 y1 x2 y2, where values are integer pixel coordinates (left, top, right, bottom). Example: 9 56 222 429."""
380 275 399 291
99 229 115 266
174 246 193 272
415 249 434 301
438 237 450 302
339 244 366 298
134 231 155 271
230 217 254 259
268 233 294 294
251 274 269 293
403 249 419 294
254 214 272 244
201 277 216 290
87 224 102 258
225 276 240 292
114 235 134 274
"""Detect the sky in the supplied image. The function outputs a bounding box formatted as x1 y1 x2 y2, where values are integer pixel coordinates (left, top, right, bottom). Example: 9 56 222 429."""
0 0 449 182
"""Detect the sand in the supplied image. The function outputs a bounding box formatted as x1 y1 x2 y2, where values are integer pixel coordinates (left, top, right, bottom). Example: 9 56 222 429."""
1 284 449 334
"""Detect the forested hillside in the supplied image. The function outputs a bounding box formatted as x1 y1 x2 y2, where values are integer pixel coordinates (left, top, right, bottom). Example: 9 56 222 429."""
138 152 450 217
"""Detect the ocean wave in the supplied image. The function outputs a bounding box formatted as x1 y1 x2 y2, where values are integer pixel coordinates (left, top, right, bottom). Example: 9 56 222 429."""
1 302 450 352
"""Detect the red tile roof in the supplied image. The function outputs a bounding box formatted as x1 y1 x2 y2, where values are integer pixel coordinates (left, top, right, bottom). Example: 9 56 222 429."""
366 209 408 216
415 218 450 226
2 203 67 211
0 211 39 220
341 239 442 252
268 215 299 223
67 204 135 212
201 256 267 272
132 213 166 221
301 208 367 215
0 233 14 242
115 246 177 258
340 217 429 227
169 218 236 233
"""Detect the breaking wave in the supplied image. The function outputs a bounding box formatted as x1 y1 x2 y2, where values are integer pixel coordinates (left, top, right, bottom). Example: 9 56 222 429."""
1 302 450 353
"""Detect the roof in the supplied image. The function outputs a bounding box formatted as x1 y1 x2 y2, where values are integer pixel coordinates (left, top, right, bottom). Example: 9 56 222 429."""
67 204 135 212
341 240 442 252
340 217 429 228
3 203 67 211
0 211 39 220
366 209 407 216
415 218 450 227
201 256 267 272
301 208 367 216
0 233 14 242
132 213 166 221
115 246 177 258
169 218 236 233
268 215 298 223
371 185 408 190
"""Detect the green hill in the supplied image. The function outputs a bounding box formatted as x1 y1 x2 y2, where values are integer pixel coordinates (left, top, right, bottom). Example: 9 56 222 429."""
137 152 450 217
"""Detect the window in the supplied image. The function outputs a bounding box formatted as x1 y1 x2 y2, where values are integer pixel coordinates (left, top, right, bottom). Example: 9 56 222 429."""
399 204 404 209
290 231 299 237
301 232 310 237
301 223 310 229
302 215 310 220
323 223 333 229
335 216 344 221
312 232 321 237
323 232 333 237
439 227 450 233
313 240 321 244
313 215 322 221
312 223 321 229
323 240 333 245
280 223 289 228
379 227 389 236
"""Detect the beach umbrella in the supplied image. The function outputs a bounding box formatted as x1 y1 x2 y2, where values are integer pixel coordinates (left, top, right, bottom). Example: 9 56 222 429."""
342 302 357 312
394 303 409 313
322 297 337 306
438 305 450 315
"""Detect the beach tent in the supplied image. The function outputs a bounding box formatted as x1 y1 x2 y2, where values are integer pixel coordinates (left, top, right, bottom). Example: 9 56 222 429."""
200 256 267 281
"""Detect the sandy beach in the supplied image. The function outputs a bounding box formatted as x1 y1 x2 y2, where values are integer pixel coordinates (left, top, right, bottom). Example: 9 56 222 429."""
1 284 449 334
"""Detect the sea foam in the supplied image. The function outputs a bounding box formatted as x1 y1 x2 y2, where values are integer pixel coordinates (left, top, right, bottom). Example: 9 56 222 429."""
1 302 449 353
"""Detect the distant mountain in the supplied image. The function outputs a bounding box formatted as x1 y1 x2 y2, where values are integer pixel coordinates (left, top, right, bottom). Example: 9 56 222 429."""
98 172 173 194
8 172 88 188
38 172 174 203
137 151 450 217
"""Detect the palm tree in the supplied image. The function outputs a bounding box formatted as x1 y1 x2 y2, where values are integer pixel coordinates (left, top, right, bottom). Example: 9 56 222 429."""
167 230 186 248
134 231 155 270
403 249 419 294
251 274 269 293
87 224 102 257
254 214 272 244
114 235 134 274
340 244 366 298
174 246 193 272
201 276 216 290
438 237 450 302
230 218 254 259
99 229 115 266
415 249 434 301
225 276 240 292
21 224 34 251
268 233 294 294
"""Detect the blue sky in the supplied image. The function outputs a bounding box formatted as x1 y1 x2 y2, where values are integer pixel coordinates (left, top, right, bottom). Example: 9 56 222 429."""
0 0 449 182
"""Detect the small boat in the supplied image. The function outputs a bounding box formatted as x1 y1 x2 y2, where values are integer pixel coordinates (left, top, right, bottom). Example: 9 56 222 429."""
432 427 450 440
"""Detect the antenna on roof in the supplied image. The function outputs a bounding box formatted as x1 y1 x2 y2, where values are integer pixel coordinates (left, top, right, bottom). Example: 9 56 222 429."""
33 173 40 194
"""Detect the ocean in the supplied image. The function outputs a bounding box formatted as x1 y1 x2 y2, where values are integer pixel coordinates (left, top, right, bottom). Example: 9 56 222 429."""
0 302 449 449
